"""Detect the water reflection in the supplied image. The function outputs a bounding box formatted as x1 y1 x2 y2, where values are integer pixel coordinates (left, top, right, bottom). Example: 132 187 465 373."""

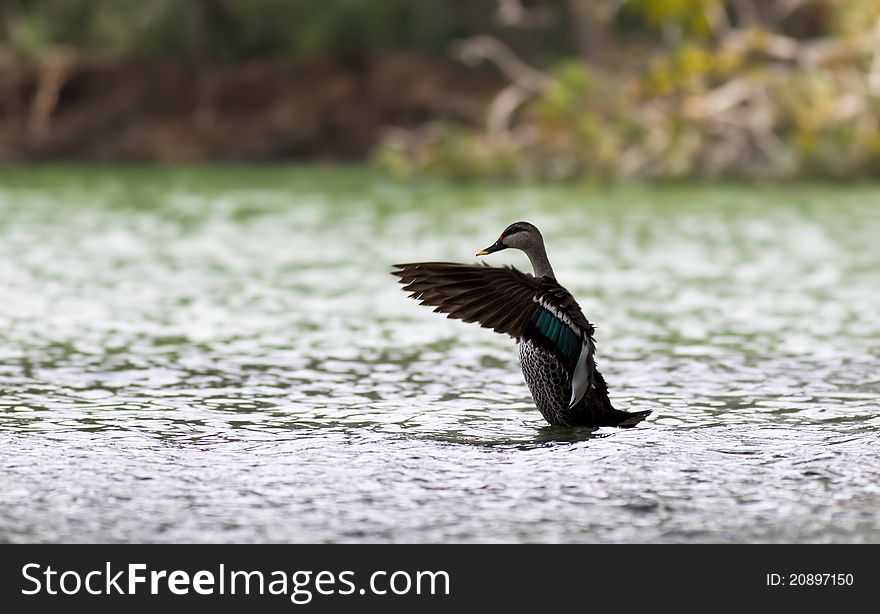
528 425 606 445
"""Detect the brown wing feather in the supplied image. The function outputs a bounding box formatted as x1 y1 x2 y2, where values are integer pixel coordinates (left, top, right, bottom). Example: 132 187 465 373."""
392 262 542 338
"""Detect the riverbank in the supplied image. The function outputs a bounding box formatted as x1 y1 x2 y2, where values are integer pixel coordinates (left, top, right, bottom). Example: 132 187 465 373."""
0 54 502 163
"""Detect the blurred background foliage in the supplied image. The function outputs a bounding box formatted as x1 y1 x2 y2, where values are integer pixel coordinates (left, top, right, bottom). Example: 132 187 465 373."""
0 0 504 60
3 0 880 179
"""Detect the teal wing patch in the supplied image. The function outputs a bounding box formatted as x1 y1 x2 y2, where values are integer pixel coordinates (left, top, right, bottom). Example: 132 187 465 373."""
527 307 581 371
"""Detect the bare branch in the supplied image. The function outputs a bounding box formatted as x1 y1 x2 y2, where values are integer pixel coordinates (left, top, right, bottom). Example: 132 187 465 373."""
453 35 553 93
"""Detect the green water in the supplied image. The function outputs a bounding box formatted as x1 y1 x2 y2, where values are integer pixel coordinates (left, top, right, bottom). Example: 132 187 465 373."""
1 166 878 542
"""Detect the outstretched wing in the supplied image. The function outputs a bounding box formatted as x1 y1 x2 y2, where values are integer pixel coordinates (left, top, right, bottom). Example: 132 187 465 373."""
391 262 542 337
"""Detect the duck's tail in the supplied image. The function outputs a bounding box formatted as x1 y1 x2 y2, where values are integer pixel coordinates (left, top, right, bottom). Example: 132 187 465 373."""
578 370 652 428
605 408 652 428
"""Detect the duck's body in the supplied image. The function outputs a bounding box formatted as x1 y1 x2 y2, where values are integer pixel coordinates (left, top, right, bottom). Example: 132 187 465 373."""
392 222 650 428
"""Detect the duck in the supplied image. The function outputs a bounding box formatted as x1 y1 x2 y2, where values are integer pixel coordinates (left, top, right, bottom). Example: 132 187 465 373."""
392 221 650 428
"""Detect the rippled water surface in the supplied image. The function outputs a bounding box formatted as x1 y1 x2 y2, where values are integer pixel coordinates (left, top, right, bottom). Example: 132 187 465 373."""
1 167 878 543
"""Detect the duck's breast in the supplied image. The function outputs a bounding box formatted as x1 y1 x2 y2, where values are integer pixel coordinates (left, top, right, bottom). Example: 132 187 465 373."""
518 340 572 425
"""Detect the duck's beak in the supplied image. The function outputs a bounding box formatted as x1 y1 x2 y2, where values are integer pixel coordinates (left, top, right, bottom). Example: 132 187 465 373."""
476 240 506 257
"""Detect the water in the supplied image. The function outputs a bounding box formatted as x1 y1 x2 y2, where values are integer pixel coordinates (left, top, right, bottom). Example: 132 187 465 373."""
1 167 878 543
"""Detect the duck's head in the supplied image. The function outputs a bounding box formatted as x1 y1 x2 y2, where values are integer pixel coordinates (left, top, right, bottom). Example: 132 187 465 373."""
476 221 544 257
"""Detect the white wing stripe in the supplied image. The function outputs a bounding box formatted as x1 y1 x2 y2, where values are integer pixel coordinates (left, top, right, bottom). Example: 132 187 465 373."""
568 341 590 408
533 296 579 332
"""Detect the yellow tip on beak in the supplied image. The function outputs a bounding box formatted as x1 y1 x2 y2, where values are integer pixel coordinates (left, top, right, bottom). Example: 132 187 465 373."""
476 250 489 256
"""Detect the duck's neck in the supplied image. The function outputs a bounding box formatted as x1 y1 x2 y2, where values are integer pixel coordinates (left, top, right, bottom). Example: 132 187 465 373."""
525 245 555 279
